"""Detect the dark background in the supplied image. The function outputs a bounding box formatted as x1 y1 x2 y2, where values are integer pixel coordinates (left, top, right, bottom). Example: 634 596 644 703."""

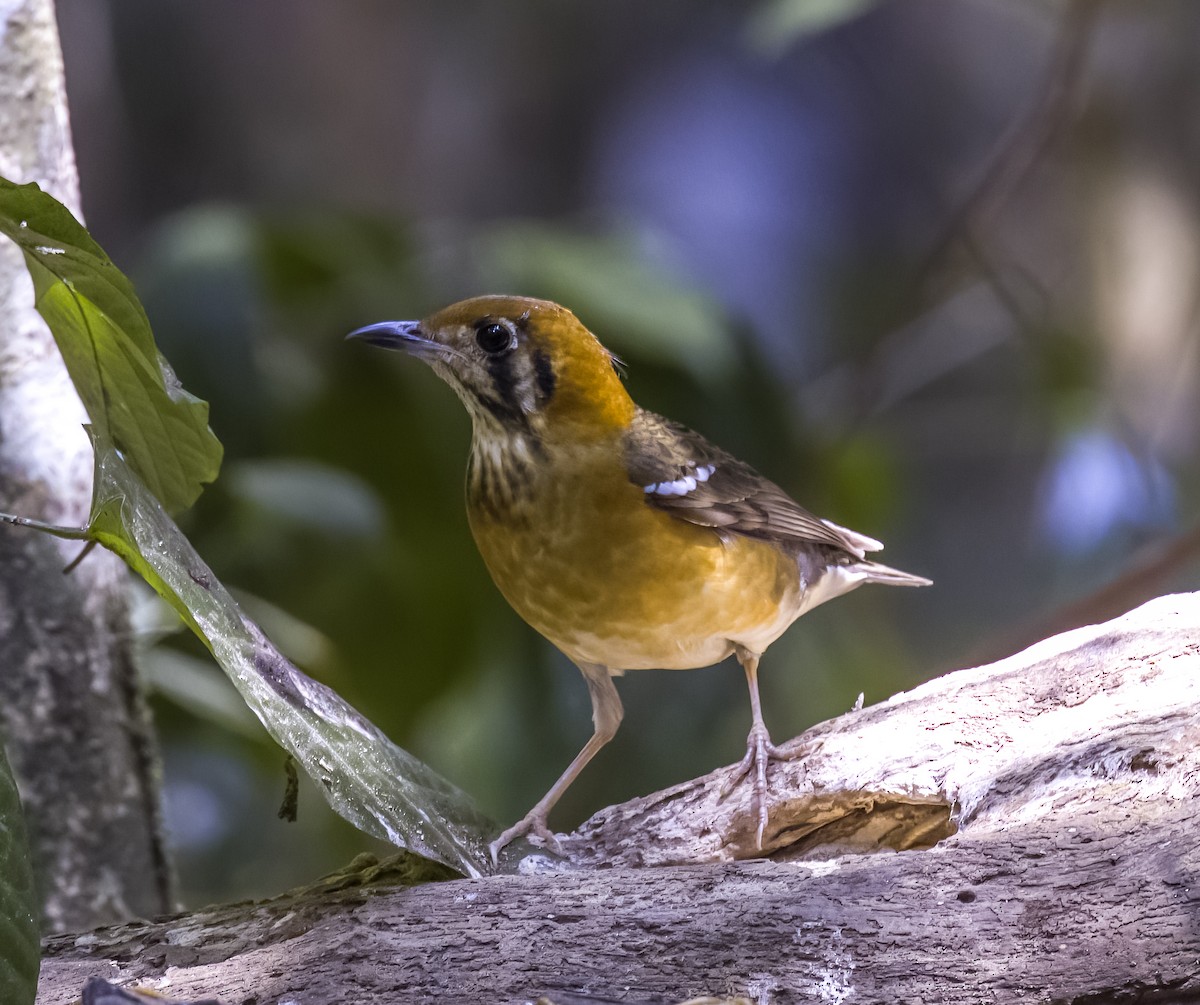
54 0 1199 903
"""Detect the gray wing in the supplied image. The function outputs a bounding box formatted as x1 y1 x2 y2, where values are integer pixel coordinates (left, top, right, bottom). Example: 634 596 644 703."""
622 409 881 557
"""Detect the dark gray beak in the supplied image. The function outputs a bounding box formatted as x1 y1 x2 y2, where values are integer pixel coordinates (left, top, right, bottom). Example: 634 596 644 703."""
346 320 442 358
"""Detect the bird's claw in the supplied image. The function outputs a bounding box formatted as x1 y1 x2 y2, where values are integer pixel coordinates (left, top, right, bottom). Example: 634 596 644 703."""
721 724 790 848
488 812 563 865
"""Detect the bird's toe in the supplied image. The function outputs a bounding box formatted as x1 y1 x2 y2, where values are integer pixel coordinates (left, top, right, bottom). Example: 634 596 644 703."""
721 725 791 847
489 813 564 864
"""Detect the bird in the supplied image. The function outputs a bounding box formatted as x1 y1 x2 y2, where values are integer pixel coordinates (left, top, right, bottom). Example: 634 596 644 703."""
348 295 930 861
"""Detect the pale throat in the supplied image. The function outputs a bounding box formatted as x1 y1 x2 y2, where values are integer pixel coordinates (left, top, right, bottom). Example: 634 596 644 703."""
465 421 543 519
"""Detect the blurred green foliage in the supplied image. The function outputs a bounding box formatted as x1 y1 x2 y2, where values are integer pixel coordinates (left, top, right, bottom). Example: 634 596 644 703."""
133 203 941 897
51 0 1199 905
0 745 37 1005
129 187 1194 899
479 221 735 379
746 0 884 53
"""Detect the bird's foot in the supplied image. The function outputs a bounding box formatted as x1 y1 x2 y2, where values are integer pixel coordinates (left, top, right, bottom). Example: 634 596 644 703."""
488 810 563 865
720 723 791 849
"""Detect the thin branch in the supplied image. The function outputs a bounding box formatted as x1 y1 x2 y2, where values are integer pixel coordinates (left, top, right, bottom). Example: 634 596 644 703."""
826 4 1102 422
914 0 1104 300
0 510 89 539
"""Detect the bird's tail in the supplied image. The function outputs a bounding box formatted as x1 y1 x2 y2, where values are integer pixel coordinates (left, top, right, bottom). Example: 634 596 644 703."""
818 518 932 588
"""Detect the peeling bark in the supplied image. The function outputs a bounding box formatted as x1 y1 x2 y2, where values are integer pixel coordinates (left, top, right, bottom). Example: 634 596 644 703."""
34 594 1200 1004
0 0 172 931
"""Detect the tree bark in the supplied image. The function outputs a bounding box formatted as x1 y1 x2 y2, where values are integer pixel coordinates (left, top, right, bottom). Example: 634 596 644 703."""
33 593 1200 1004
0 0 173 931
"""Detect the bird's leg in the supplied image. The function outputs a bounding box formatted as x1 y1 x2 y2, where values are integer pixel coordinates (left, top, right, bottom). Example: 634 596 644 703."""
489 661 623 863
721 645 788 847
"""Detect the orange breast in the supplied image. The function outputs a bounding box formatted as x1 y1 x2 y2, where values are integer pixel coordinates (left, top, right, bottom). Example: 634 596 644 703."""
467 444 801 671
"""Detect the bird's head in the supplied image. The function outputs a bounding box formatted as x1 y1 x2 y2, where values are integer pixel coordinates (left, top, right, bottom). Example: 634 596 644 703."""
348 295 635 441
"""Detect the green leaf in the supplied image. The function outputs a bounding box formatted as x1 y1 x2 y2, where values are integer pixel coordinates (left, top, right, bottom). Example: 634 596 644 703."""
85 431 499 877
0 178 222 513
0 746 38 1005
746 0 883 53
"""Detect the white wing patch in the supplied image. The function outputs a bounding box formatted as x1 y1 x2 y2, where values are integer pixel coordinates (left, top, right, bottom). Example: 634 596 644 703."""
644 462 715 497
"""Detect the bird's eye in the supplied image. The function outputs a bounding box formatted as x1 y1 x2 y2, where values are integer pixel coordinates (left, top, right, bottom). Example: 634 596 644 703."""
474 321 515 355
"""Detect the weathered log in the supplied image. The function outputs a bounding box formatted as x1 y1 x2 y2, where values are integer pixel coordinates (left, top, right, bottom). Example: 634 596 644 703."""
35 593 1200 1004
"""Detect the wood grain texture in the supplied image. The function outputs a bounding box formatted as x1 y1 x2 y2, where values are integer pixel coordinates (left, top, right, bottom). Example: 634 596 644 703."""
37 593 1200 1004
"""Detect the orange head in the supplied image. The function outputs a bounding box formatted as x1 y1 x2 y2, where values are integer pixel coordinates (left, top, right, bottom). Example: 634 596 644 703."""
348 295 635 441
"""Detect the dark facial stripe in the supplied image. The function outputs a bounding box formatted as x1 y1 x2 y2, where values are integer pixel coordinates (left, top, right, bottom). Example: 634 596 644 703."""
484 352 528 428
532 347 556 405
479 394 524 427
